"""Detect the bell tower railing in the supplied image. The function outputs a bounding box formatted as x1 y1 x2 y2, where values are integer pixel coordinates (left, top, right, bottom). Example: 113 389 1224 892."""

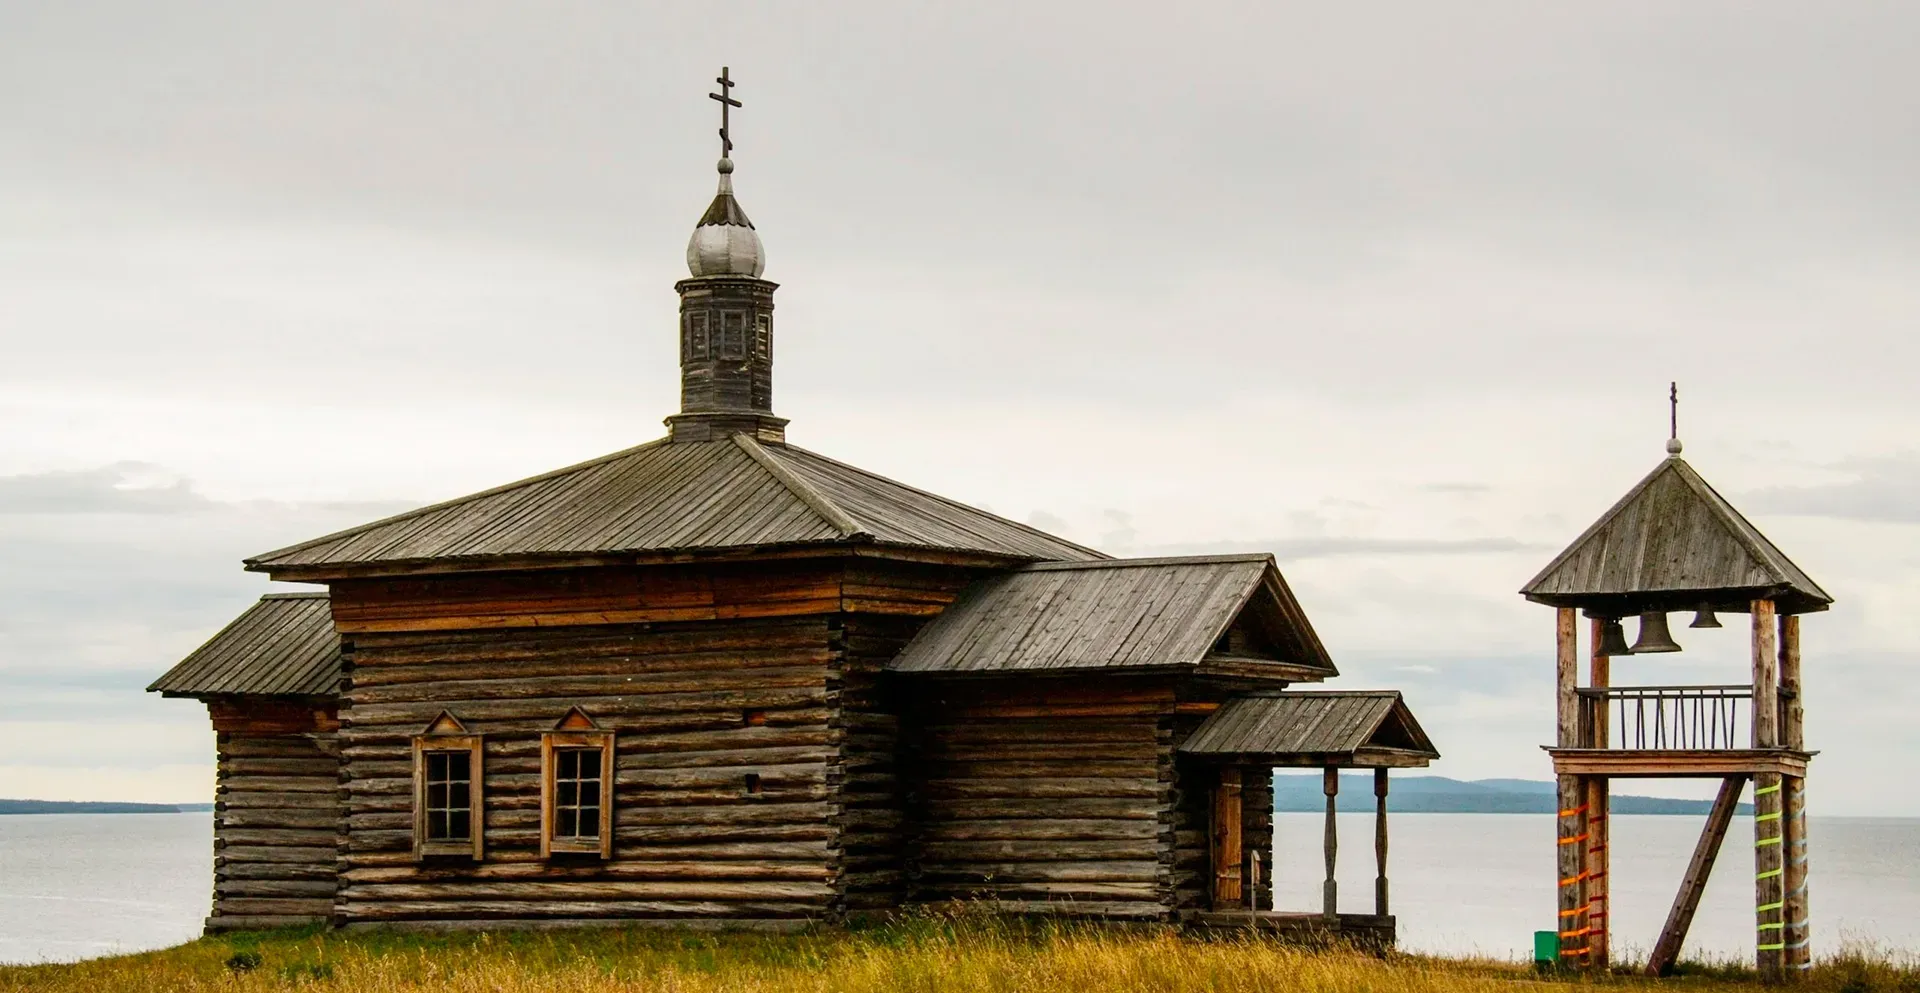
1575 684 1753 750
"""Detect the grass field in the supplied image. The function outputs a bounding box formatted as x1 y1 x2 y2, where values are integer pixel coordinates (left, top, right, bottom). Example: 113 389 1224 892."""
3 912 1915 993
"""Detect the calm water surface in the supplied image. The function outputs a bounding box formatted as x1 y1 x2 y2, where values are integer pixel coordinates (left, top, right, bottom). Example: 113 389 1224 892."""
3 811 1917 963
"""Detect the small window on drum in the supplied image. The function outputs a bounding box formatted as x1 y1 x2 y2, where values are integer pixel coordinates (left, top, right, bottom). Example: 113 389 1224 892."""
412 712 484 861
541 707 614 859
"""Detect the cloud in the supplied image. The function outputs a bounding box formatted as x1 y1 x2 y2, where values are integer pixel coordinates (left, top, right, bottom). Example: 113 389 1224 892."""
0 462 213 515
1744 454 1920 525
1126 536 1543 561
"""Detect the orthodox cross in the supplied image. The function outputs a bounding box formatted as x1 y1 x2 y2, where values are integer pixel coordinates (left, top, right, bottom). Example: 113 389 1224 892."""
710 66 741 159
1669 381 1679 442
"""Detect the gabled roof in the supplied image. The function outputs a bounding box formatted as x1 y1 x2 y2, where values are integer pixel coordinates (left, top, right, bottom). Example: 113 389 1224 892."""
1521 455 1831 615
1178 690 1438 766
887 554 1335 677
247 435 1102 578
147 592 341 698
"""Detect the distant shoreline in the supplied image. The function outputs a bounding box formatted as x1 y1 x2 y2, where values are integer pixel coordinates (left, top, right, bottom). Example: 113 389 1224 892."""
0 799 213 815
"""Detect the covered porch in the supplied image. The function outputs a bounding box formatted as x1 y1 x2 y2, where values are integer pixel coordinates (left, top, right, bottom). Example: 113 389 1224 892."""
1178 691 1439 946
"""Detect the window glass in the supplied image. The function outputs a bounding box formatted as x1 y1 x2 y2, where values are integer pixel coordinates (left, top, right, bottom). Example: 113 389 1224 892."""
553 748 601 839
423 750 472 841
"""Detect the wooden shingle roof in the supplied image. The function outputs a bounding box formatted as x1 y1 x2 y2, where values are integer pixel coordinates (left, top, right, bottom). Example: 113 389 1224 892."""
1178 690 1438 767
247 435 1102 579
1521 455 1831 615
887 554 1335 678
148 593 341 698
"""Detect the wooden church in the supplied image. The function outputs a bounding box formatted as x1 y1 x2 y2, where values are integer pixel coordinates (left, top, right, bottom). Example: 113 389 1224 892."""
150 72 1438 937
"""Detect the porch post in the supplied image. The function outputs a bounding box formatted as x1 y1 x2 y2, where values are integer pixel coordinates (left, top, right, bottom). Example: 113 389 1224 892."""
1323 766 1339 920
1374 767 1389 916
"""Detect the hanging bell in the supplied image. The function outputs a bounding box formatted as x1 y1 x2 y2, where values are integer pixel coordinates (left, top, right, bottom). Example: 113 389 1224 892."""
1689 605 1723 629
1629 610 1683 654
1597 617 1633 657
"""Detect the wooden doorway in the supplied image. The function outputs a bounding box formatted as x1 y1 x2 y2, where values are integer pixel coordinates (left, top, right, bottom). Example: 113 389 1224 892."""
1211 767 1244 909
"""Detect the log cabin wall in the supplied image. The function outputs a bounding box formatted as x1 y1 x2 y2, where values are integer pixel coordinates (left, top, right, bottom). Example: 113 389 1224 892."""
206 699 342 932
334 615 840 928
323 556 981 928
902 681 1178 921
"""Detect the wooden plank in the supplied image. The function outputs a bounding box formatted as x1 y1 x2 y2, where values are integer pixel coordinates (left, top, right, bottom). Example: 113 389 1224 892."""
1647 774 1747 976
1210 768 1243 909
1547 749 1812 778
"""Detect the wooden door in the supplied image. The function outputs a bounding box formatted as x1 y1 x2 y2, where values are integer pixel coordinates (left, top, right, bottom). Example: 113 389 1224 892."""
1211 767 1244 908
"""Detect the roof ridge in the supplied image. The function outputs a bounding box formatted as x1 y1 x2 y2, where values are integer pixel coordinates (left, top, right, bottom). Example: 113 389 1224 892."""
245 437 673 568
1021 553 1272 572
261 591 330 600
729 434 872 540
772 443 1109 561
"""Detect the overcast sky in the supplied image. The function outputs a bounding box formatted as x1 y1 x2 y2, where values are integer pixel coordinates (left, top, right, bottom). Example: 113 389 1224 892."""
3 2 1916 813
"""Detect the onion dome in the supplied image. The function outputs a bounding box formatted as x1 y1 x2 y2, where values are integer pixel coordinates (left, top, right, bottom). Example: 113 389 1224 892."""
686 158 765 277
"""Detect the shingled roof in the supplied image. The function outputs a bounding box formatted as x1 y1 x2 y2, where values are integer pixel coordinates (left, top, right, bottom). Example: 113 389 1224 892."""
148 592 341 698
1521 455 1831 616
887 554 1336 678
247 435 1102 579
1179 690 1438 767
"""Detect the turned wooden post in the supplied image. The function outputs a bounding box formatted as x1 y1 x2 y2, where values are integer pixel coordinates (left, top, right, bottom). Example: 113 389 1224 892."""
1322 766 1339 920
1373 768 1389 916
1554 608 1588 964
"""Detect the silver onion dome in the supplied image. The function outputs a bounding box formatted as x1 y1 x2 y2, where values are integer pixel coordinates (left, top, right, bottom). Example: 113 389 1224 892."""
686 158 765 277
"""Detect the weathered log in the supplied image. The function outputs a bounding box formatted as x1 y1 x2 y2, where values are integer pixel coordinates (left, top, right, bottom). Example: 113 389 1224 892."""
339 899 826 920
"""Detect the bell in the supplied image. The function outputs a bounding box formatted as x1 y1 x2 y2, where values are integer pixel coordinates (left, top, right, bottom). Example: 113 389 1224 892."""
1689 605 1723 629
1629 610 1683 654
1597 618 1633 657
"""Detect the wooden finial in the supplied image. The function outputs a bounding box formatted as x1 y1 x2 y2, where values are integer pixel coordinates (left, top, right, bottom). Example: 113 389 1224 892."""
709 66 741 161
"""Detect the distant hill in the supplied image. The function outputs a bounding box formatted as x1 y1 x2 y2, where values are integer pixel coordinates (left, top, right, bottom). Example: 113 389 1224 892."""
1273 775 1752 815
0 799 202 815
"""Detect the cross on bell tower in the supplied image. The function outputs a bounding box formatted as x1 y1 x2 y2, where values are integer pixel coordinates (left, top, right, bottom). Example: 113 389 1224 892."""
711 67 740 160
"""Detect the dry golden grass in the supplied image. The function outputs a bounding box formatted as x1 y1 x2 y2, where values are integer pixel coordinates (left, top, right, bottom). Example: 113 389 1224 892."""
3 912 1915 993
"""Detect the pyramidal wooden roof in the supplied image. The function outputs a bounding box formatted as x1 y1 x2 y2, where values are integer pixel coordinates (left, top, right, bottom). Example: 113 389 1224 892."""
247 434 1102 579
1521 455 1831 615
148 592 340 698
887 554 1336 678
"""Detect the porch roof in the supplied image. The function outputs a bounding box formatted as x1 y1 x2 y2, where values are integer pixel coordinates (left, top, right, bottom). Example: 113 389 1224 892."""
1179 690 1439 767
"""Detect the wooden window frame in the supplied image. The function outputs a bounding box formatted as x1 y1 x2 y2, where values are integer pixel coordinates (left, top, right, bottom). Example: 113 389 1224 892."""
541 720 614 859
412 715 484 861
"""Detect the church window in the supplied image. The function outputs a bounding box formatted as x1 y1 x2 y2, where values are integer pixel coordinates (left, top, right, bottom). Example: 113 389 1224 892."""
687 311 710 361
541 708 614 858
720 311 747 360
412 712 484 861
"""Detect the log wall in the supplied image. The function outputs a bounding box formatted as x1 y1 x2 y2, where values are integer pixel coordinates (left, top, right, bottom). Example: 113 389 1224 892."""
903 686 1177 920
208 726 342 932
335 616 842 927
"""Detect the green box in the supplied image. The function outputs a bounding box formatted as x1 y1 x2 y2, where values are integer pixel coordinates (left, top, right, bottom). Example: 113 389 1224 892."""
1534 930 1561 967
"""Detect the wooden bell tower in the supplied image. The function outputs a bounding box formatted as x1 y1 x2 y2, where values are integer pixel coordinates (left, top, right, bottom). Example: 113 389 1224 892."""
1521 426 1828 978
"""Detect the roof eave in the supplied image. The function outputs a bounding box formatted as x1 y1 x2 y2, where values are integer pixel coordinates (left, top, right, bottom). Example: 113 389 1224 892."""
249 537 1054 583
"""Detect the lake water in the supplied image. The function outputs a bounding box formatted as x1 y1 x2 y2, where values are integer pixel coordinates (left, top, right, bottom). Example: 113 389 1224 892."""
3 812 1919 964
